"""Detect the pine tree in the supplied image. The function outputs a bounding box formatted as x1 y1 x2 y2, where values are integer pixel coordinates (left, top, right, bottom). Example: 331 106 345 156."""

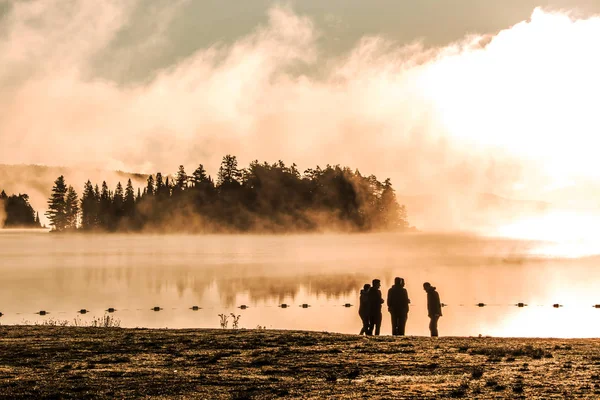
45 176 68 231
191 164 209 187
162 177 172 199
124 179 135 217
377 178 407 230
114 182 124 214
146 175 155 197
0 190 5 228
155 173 164 196
65 186 79 230
217 155 241 187
2 193 37 227
136 188 142 202
93 184 101 227
175 165 188 192
80 180 97 230
99 181 111 230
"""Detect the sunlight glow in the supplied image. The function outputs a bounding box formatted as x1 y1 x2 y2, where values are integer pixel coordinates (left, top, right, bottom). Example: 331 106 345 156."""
418 8 600 185
494 211 600 257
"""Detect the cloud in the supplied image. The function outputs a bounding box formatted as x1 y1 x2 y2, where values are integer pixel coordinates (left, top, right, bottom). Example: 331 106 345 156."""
1 2 599 230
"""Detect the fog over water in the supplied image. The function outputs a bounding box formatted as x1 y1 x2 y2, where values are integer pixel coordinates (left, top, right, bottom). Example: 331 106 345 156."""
2 231 600 337
3 2 600 232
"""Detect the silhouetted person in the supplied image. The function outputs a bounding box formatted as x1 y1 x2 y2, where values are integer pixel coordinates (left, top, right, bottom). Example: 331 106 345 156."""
367 279 384 336
358 283 371 335
423 282 442 337
387 277 410 336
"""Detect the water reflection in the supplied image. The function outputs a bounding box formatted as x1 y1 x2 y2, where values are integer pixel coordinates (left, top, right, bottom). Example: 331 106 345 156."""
1 231 600 337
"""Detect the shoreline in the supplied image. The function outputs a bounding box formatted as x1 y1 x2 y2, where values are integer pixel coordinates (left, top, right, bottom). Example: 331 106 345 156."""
0 228 419 235
1 326 599 399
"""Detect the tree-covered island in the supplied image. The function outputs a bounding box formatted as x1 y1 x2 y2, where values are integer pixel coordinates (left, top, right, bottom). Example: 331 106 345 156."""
39 155 409 233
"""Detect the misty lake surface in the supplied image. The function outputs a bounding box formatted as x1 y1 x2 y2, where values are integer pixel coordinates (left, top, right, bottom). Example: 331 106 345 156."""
2 230 600 338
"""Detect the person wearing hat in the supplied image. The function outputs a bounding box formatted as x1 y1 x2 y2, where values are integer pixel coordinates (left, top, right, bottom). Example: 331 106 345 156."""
367 279 384 335
423 282 442 337
387 277 410 336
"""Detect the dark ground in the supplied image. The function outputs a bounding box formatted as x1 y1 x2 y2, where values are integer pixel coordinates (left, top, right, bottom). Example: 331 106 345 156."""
1 326 599 399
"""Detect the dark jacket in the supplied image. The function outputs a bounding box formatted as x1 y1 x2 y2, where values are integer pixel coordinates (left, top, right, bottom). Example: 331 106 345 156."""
426 287 442 317
367 287 384 315
359 289 370 317
387 285 410 314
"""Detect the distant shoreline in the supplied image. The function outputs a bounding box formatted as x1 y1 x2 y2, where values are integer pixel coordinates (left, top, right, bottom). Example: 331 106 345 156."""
0 326 598 398
1 227 420 235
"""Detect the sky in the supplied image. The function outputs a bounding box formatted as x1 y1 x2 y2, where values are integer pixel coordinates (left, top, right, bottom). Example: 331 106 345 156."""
2 0 600 233
21 0 600 83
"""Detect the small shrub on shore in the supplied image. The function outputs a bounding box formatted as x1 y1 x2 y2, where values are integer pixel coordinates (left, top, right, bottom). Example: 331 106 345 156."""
250 355 273 367
425 362 439 370
485 378 499 387
470 345 551 360
230 314 241 329
231 389 254 400
22 315 121 328
36 318 69 327
216 314 242 329
206 352 226 364
90 315 121 328
471 366 484 379
554 344 572 351
450 381 469 398
218 314 229 329
513 382 525 393
485 378 507 392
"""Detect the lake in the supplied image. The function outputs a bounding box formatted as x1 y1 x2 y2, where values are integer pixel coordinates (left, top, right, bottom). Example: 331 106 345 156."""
1 230 599 337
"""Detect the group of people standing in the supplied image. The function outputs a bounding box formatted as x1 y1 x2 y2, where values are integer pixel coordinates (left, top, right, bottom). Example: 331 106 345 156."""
358 278 442 337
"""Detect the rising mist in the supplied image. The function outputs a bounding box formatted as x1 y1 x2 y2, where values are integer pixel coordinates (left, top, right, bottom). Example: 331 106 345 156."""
2 2 600 232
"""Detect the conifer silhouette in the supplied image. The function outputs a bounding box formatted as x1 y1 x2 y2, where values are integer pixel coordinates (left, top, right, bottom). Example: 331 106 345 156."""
40 155 410 232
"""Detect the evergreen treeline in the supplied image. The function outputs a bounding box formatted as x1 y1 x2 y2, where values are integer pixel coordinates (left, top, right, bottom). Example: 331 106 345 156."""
46 155 409 233
0 190 42 228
